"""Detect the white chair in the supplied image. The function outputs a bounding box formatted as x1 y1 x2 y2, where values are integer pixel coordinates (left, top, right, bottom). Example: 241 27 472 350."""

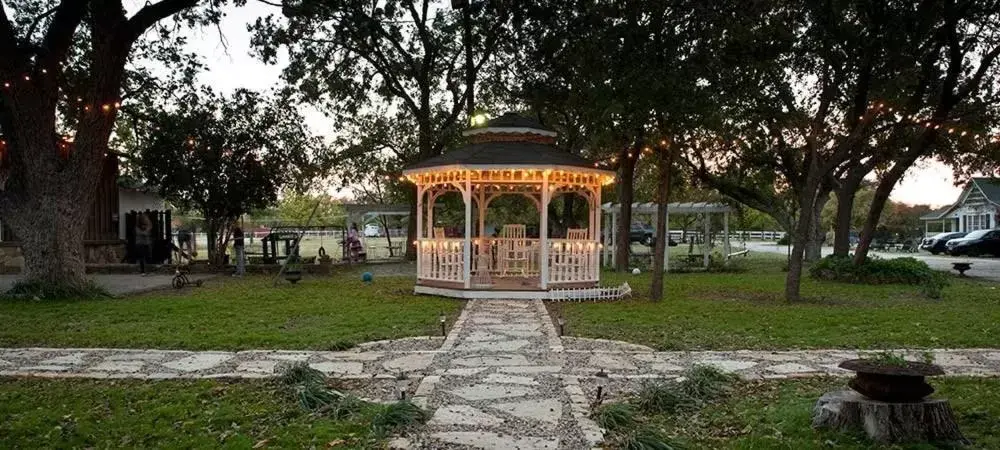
567 228 589 240
499 224 530 277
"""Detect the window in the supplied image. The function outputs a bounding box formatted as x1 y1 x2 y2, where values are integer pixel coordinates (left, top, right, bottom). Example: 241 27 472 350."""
964 214 992 231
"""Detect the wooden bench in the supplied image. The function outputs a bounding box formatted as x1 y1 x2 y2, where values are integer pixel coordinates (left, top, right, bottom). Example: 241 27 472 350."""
952 262 972 276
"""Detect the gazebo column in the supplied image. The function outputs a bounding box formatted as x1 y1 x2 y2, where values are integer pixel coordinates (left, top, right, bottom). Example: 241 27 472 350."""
592 185 601 281
463 179 473 289
609 209 617 268
540 175 551 289
416 185 424 279
477 185 486 240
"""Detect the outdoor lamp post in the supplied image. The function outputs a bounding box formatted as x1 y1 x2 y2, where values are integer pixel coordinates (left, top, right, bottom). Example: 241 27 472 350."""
557 316 565 336
595 368 609 405
395 372 410 401
440 313 447 336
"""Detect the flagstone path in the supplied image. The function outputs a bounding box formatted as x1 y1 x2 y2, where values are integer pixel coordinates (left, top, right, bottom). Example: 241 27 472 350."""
4 299 1000 448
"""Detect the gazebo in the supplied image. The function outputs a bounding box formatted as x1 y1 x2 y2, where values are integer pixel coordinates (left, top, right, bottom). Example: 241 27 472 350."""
402 113 616 299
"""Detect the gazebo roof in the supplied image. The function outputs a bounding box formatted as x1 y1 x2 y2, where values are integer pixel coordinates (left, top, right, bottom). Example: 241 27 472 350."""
403 113 612 177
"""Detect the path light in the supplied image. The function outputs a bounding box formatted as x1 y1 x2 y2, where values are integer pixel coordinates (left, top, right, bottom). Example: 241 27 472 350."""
440 313 447 336
595 368 609 405
395 371 410 401
558 316 565 336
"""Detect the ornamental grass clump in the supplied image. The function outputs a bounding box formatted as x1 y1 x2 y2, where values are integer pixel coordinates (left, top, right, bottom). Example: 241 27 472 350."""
593 403 638 431
370 401 429 437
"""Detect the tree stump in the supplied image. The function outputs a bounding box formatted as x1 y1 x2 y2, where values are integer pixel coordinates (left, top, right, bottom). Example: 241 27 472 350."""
813 390 966 444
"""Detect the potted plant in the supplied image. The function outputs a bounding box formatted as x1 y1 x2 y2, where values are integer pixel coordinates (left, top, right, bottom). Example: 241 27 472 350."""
838 351 944 402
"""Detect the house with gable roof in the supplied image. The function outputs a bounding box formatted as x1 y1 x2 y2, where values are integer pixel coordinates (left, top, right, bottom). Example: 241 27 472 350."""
920 178 1000 236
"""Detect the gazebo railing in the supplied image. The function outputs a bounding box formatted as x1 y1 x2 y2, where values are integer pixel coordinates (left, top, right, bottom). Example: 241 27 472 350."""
548 239 599 283
418 239 466 282
417 237 599 285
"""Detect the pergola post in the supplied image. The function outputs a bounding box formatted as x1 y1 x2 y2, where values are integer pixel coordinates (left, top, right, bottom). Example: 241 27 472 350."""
540 174 550 289
723 210 730 263
463 179 472 289
703 213 710 269
664 207 670 273
609 208 617 268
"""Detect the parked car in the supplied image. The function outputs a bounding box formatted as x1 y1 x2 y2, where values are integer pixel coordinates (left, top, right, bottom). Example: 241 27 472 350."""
630 223 655 245
945 229 1000 256
920 232 966 255
363 224 381 238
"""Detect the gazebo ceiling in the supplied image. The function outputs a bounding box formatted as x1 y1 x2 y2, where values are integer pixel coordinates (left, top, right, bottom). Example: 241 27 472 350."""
402 112 613 181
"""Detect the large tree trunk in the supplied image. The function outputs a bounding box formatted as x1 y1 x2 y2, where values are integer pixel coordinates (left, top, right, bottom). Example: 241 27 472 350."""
614 147 638 272
832 181 860 257
650 147 675 301
405 189 418 260
3 198 90 286
804 191 829 262
853 159 915 264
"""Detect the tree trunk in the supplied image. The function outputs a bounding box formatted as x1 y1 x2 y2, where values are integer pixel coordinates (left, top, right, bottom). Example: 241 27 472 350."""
650 148 675 301
405 189 418 260
813 390 966 444
4 200 89 287
832 178 861 257
614 148 638 272
805 189 831 262
853 161 913 264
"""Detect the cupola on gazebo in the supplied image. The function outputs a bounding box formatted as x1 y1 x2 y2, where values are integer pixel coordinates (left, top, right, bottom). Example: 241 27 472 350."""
402 113 616 299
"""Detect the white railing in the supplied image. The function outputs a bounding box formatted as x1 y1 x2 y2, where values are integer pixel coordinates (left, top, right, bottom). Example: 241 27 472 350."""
418 239 465 282
549 282 632 301
548 239 599 283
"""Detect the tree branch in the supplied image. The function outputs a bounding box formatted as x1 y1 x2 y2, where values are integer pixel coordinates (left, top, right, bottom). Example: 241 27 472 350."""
37 0 90 68
0 6 18 72
127 0 198 40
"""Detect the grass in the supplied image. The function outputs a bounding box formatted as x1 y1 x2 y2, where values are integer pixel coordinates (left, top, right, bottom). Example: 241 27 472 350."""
551 253 1000 350
0 267 461 350
655 377 1000 449
0 377 381 449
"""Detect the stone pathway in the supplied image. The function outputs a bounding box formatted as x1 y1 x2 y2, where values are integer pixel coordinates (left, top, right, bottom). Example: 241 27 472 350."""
4 299 1000 449
400 300 602 449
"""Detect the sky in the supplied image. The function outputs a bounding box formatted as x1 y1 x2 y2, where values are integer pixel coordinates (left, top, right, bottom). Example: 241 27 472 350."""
173 3 964 207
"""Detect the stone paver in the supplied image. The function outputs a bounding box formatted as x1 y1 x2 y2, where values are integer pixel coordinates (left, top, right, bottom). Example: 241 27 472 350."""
4 299 1000 448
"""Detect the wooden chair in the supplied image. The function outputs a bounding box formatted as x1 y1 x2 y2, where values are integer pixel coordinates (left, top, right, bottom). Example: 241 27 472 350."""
499 224 530 277
567 228 589 240
433 227 446 239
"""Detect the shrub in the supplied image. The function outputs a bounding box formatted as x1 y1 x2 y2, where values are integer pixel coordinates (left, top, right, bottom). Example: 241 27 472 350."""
809 255 949 299
593 403 637 431
370 401 429 437
777 235 790 245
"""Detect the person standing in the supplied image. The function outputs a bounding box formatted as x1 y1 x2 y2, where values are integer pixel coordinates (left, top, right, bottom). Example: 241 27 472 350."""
232 226 246 277
135 213 152 276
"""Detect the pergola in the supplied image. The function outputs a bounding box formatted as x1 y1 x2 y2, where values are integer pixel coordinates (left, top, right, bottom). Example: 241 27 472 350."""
402 113 615 299
602 201 733 270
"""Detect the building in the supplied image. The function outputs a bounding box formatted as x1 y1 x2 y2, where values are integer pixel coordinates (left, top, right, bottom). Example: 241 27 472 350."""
920 178 1000 236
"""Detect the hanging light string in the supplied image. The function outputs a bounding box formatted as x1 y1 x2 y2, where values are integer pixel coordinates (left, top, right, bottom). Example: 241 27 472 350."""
1 68 123 115
590 101 1000 169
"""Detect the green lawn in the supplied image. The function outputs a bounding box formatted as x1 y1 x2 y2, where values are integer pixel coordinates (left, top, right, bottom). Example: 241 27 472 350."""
656 377 1000 449
0 377 379 449
551 255 1000 350
0 268 461 350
